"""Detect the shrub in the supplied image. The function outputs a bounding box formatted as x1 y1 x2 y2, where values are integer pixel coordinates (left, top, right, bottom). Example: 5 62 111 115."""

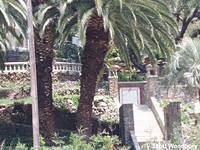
89 132 120 150
118 71 144 81
53 94 80 109
1 133 125 150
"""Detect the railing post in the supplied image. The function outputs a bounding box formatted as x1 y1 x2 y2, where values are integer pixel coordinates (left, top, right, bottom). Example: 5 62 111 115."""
4 65 8 72
119 104 135 145
164 102 182 144
13 65 17 71
145 64 159 106
2 62 82 73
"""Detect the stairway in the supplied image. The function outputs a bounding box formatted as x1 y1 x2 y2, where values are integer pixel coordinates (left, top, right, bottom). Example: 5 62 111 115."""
133 104 163 143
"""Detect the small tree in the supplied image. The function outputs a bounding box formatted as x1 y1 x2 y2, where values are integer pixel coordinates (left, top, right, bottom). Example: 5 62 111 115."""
168 37 200 100
166 0 200 42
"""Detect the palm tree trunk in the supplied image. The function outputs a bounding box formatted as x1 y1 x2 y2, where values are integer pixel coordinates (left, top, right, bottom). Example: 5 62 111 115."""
35 27 55 145
76 13 110 136
32 0 55 145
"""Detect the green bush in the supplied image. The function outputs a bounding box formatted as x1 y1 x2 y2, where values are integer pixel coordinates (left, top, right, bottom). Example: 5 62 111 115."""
159 99 170 108
2 133 124 150
55 41 82 63
63 132 121 150
53 93 80 109
181 102 193 124
118 71 144 81
89 133 120 150
0 137 32 150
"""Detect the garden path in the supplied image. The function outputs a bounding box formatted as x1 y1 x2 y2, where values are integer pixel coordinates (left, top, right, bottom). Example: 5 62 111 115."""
133 104 163 142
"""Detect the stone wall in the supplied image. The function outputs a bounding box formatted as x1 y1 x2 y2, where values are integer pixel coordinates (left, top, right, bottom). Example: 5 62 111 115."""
0 72 80 83
0 104 119 139
53 72 80 81
0 72 30 83
145 77 158 105
108 77 118 99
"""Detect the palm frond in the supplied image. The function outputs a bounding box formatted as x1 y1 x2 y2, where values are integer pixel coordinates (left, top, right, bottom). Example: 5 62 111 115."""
168 37 200 87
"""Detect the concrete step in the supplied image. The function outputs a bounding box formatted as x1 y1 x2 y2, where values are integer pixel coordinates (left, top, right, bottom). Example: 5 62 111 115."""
133 104 163 142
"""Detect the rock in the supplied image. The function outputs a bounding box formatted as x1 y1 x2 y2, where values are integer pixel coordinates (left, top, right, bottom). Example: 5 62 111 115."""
94 101 98 107
92 96 119 123
9 87 31 100
0 89 10 98
53 81 80 96
0 105 6 111
97 89 106 95
97 107 106 113
98 101 107 108
94 96 104 101
65 99 74 106
71 106 77 112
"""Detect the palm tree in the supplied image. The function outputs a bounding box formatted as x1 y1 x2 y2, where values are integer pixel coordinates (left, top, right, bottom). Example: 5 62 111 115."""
168 37 200 100
29 0 78 144
56 0 177 136
31 0 60 145
0 0 26 70
0 0 56 144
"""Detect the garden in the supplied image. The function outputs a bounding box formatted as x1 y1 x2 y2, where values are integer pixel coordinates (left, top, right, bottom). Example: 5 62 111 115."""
0 0 200 149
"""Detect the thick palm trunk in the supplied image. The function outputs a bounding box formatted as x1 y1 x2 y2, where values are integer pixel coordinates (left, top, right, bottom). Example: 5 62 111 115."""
76 13 109 136
33 0 55 145
35 27 55 145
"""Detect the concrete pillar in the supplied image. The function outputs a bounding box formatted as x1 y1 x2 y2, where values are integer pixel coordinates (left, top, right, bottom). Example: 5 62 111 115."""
145 64 159 105
108 70 118 99
119 104 134 145
164 102 182 144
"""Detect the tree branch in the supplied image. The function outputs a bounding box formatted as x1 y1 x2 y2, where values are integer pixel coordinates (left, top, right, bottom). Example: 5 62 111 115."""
176 7 199 43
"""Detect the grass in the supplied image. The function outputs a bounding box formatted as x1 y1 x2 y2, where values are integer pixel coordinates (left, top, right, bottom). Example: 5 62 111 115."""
0 97 32 105
0 82 30 90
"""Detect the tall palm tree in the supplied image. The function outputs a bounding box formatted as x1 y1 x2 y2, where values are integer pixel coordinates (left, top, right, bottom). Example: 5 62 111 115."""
31 0 60 145
56 0 177 136
29 0 78 144
0 0 56 144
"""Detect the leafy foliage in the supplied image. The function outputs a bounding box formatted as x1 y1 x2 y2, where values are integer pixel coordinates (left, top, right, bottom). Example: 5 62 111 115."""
0 0 26 70
166 0 200 17
167 37 200 88
53 94 79 109
1 133 123 150
37 0 177 65
0 0 27 38
118 71 144 81
56 41 82 63
181 102 193 124
166 0 200 41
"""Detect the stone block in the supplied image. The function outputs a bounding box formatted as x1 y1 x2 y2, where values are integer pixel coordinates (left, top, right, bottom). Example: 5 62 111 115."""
119 104 134 145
